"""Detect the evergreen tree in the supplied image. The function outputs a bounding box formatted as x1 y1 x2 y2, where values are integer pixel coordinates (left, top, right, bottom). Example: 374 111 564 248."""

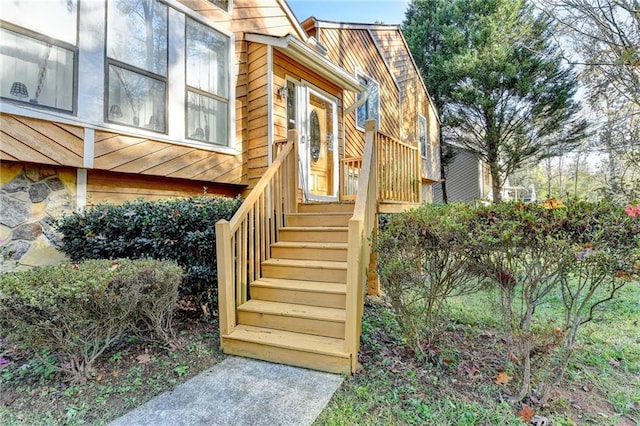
404 0 587 202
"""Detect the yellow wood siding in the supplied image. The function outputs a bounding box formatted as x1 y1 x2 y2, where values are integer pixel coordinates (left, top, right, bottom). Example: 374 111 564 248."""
0 114 84 167
246 42 270 188
87 169 240 205
319 28 400 158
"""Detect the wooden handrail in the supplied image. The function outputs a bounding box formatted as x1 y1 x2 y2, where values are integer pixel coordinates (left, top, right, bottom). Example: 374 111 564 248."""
376 131 421 204
345 119 378 370
216 130 298 337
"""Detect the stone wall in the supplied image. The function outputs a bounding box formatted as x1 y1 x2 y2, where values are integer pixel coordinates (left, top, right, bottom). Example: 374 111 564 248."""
1 162 76 271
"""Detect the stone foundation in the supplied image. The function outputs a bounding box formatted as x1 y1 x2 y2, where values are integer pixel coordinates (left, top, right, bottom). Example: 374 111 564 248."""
1 163 76 271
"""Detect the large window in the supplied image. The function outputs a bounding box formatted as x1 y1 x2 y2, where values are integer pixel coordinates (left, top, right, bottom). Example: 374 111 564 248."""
418 114 428 158
356 73 379 129
0 1 77 112
186 18 229 145
106 0 168 132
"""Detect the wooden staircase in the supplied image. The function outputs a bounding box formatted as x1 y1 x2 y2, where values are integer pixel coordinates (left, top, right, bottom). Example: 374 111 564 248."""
221 202 355 374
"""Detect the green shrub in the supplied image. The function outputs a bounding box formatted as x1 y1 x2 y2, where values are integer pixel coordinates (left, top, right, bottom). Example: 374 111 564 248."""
376 203 482 355
0 259 182 381
54 196 242 316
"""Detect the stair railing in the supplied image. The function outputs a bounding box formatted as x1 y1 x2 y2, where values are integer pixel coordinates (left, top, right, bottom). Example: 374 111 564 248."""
345 119 378 371
377 131 421 203
216 130 298 337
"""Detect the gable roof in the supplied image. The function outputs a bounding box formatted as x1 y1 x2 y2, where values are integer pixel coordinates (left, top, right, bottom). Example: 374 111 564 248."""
302 18 440 123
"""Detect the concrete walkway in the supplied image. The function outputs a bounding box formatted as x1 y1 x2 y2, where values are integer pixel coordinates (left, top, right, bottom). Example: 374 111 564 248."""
109 356 344 426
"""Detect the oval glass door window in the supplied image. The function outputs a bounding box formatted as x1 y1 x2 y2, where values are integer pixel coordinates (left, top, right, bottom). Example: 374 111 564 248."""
310 110 321 163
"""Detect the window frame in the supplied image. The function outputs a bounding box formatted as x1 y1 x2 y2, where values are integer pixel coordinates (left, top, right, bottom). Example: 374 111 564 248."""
103 0 170 134
355 70 380 131
418 113 428 159
0 21 79 115
184 16 230 145
208 0 232 14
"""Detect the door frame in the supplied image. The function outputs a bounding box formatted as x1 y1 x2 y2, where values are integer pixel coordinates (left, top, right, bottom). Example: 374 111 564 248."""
288 77 339 201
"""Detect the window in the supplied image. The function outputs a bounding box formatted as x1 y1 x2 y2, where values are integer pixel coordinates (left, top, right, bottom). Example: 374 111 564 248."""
209 0 230 12
106 0 168 132
0 1 77 112
186 18 229 145
356 73 379 129
418 114 428 158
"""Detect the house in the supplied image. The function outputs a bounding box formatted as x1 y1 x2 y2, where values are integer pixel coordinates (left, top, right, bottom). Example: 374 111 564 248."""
301 18 441 205
433 144 492 204
1 0 439 374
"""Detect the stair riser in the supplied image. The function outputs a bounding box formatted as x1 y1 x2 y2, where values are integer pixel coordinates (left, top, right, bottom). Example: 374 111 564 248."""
271 246 347 261
250 286 346 309
222 338 351 374
262 264 347 283
297 203 354 213
285 215 351 227
238 311 345 339
279 230 348 243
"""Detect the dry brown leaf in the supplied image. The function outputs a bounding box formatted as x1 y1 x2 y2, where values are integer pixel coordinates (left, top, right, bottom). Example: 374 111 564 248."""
96 373 103 382
516 405 535 423
508 351 520 364
136 354 152 364
494 371 512 385
110 370 120 378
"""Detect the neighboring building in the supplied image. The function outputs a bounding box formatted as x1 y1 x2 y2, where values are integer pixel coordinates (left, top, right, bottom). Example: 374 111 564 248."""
433 145 492 204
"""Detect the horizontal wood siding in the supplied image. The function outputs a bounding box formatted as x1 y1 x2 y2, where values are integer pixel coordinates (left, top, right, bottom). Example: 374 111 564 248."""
87 169 240 205
93 131 243 184
247 42 270 189
0 114 84 167
319 28 400 158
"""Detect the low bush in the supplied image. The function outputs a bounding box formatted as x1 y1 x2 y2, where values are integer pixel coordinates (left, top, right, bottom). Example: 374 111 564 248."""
376 203 483 355
54 196 242 316
0 259 182 381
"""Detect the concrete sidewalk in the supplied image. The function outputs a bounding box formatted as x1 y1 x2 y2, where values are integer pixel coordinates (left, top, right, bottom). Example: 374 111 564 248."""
109 356 344 426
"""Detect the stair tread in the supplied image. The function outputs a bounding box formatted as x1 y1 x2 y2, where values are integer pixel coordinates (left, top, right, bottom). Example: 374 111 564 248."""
239 299 346 322
272 241 348 249
251 277 346 294
225 325 349 358
262 258 347 269
287 212 352 217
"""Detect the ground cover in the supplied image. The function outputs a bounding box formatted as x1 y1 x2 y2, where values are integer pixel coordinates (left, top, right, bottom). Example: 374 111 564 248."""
315 283 639 426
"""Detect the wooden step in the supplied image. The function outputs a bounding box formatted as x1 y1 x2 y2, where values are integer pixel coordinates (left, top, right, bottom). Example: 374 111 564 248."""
262 258 347 283
270 241 348 261
250 278 346 309
238 299 345 339
222 325 351 374
285 212 352 227
278 226 348 243
297 202 355 213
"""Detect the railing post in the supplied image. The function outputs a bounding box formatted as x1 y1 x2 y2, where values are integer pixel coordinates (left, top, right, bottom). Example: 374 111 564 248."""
216 220 236 339
345 218 363 372
288 129 298 213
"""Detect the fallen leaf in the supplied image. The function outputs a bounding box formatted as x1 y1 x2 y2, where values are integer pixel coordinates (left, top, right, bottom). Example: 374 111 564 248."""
466 366 480 377
443 358 453 365
96 373 103 382
607 358 620 368
582 384 593 392
494 371 512 385
516 405 535 423
110 370 120 378
508 351 520 364
136 354 152 364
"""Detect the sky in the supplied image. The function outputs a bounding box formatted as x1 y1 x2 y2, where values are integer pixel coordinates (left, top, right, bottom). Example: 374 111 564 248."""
287 0 411 26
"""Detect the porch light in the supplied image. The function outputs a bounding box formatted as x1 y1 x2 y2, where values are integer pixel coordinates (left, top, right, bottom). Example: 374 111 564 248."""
9 82 28 98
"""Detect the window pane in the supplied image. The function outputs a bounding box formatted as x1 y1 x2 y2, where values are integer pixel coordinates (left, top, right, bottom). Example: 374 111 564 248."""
3 0 77 45
186 18 228 97
107 0 167 75
367 80 380 121
209 0 229 11
419 115 427 157
0 28 74 112
108 64 166 132
286 80 296 130
187 91 228 145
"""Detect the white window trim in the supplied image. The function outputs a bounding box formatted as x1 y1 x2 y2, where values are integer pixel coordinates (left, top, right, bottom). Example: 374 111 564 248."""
354 69 380 132
208 0 233 14
418 113 428 159
0 0 237 154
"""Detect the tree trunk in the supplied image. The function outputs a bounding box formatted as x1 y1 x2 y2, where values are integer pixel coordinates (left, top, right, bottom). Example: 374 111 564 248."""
491 166 502 203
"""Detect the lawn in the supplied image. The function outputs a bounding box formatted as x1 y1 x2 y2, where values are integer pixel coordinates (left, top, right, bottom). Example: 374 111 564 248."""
2 285 638 425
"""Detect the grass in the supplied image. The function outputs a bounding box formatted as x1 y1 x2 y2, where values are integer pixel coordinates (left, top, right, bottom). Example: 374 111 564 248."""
315 282 640 426
0 310 225 425
2 284 637 425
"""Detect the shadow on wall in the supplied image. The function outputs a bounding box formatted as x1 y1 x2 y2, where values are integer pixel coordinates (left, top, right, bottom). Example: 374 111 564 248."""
1 163 75 271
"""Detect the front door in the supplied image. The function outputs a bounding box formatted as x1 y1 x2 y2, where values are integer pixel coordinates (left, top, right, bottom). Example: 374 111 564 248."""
287 79 339 201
